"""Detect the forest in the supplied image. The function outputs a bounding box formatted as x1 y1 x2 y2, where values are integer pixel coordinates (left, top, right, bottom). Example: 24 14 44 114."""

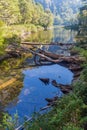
0 0 87 130
0 0 53 54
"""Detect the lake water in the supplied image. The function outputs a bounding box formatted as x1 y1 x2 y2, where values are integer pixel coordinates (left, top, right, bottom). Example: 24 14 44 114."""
5 64 73 123
25 26 77 43
0 26 77 123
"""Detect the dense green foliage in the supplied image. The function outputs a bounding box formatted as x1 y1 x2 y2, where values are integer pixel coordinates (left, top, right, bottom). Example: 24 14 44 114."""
0 0 53 27
0 0 53 54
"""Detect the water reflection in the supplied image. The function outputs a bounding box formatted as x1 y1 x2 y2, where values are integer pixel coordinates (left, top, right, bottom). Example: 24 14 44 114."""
76 27 87 45
53 27 77 43
0 81 22 108
42 45 70 56
0 81 23 122
25 26 78 43
4 64 73 122
26 29 53 43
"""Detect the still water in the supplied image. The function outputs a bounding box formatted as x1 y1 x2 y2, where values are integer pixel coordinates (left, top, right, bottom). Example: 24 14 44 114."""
25 26 77 43
5 64 73 122
1 26 77 123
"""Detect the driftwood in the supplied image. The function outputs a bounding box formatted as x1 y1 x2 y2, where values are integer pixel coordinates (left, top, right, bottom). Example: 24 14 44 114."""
28 48 84 65
15 117 32 130
45 96 58 102
21 41 75 46
39 49 63 59
4 44 84 66
40 105 51 111
51 80 72 94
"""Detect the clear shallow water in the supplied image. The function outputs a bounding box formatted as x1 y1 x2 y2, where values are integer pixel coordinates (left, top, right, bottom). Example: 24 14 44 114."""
5 64 73 122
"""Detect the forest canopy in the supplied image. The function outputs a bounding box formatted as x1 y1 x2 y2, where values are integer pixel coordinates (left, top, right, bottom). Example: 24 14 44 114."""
0 0 53 28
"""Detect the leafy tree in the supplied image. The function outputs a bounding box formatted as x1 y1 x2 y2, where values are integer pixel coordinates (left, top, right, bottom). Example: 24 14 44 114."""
0 0 21 25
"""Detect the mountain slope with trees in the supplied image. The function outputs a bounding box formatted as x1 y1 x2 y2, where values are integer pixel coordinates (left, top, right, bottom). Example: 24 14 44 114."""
35 0 81 25
0 0 53 26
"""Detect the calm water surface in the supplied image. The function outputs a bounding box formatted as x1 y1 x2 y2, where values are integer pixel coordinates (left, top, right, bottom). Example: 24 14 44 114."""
5 64 73 122
26 26 77 43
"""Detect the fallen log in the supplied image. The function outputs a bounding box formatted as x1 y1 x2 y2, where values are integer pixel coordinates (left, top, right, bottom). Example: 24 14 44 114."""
8 45 84 65
4 44 84 67
21 41 75 46
29 49 63 63
29 48 84 65
39 49 63 59
39 49 78 61
60 56 84 64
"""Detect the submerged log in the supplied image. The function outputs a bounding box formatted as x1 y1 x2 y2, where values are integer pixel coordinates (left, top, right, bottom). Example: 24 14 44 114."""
51 80 72 94
45 96 58 103
52 80 72 90
40 105 51 111
39 78 50 85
